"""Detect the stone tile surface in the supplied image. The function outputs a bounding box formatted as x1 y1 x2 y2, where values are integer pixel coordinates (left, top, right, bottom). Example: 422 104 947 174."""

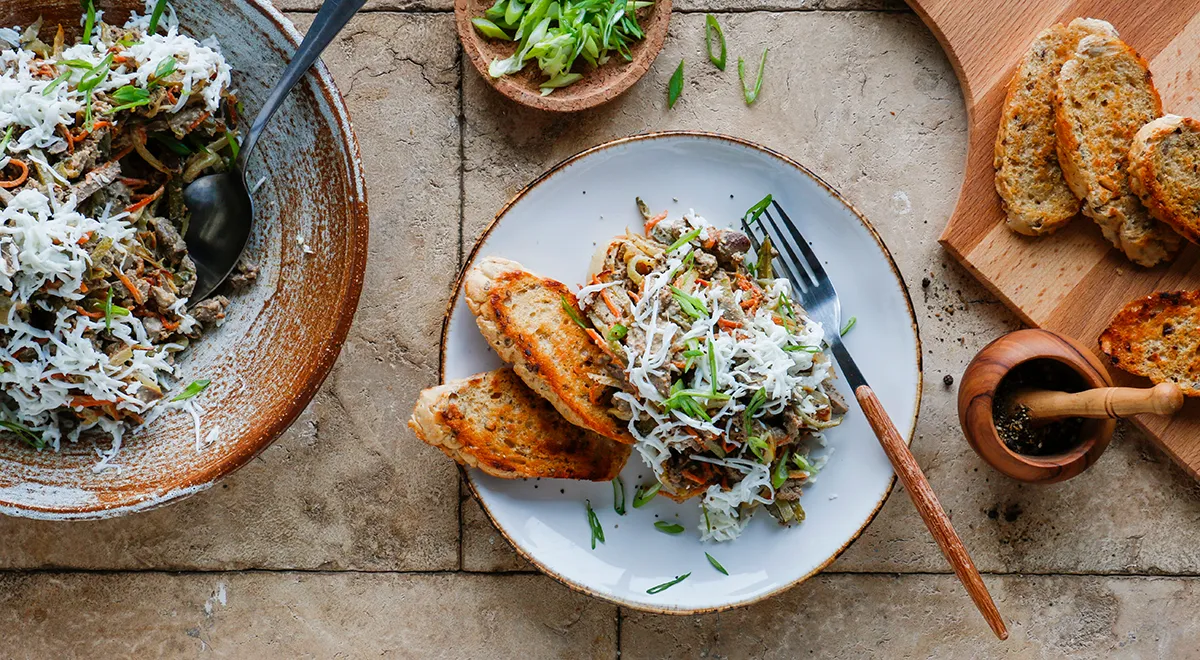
271 0 907 15
0 572 617 658
621 574 1200 659
0 13 463 572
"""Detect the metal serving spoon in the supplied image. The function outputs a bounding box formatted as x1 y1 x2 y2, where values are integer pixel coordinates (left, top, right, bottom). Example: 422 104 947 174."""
182 0 367 299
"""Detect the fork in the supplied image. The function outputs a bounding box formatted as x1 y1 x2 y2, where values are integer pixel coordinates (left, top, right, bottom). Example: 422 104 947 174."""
743 200 1008 641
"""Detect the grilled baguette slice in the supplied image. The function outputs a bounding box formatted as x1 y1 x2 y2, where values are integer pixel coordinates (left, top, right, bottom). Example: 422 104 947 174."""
1054 32 1181 266
464 256 634 445
994 18 1115 236
1099 290 1200 396
408 368 631 480
1129 115 1200 244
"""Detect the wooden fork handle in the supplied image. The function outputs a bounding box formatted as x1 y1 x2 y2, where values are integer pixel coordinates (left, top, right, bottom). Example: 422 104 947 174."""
856 384 1009 641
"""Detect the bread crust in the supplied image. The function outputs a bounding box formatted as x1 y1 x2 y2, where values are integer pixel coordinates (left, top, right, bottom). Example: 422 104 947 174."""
1129 115 1200 245
1054 32 1180 266
464 256 635 445
408 368 631 480
1099 290 1200 396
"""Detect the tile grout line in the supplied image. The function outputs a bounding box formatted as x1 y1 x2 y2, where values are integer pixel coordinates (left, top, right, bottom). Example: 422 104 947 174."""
283 6 912 14
5 567 1200 578
456 36 467 572
615 607 623 658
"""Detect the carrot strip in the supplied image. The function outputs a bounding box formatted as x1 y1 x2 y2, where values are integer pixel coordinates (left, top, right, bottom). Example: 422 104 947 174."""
77 232 92 246
600 289 620 317
73 306 104 319
0 159 29 189
644 211 668 233
627 290 640 304
58 125 75 154
683 470 708 485
187 111 212 132
115 270 146 305
717 318 742 330
124 185 165 214
161 316 180 332
71 396 116 408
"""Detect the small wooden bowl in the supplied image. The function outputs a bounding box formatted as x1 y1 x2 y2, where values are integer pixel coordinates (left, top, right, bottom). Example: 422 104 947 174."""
454 0 672 112
958 329 1116 484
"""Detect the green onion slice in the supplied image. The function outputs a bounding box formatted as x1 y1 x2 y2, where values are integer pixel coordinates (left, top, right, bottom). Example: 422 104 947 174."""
704 14 726 70
647 573 691 594
669 286 709 319
705 552 729 575
772 449 791 489
148 0 169 34
654 520 685 534
633 481 661 508
472 18 511 40
82 0 96 43
783 345 821 353
42 71 72 96
743 387 767 427
605 323 628 342
153 56 177 82
667 59 684 109
172 379 211 402
840 316 856 336
738 48 768 105
667 226 701 252
744 194 772 225
706 339 718 395
0 419 45 449
0 126 13 155
612 477 626 515
561 295 588 329
586 499 605 549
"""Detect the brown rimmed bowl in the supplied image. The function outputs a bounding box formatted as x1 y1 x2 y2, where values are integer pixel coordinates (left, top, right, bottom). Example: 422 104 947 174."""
958 329 1116 484
455 0 672 112
0 0 368 519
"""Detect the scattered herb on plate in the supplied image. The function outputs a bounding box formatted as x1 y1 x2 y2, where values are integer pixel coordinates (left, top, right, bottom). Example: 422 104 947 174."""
647 572 691 594
705 552 729 575
654 520 685 534
612 477 626 515
172 379 212 402
633 481 660 508
586 499 605 549
744 194 772 224
840 316 856 336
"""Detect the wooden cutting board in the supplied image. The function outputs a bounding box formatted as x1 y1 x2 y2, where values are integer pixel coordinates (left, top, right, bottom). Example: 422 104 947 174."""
908 0 1200 477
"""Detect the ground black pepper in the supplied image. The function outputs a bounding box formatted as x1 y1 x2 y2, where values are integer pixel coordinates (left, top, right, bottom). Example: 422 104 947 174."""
992 359 1087 456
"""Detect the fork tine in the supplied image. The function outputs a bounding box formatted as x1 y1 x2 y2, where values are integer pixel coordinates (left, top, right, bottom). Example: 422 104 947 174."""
749 212 809 292
761 207 817 290
770 200 829 286
740 216 762 254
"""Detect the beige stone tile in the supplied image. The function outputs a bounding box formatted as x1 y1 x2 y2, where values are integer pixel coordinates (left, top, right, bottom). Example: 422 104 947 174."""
270 1 907 13
0 572 617 658
622 574 1200 659
0 13 462 572
462 486 535 572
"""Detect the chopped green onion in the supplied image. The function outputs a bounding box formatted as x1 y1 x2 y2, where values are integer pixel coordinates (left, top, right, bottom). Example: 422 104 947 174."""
605 323 628 341
108 85 152 114
704 14 726 70
667 59 684 109
738 48 768 105
102 288 131 331
702 502 711 532
561 295 588 329
784 345 821 353
504 0 524 26
682 349 704 358
42 71 72 96
82 0 96 43
633 481 661 508
792 453 817 474
705 552 728 575
743 387 767 427
612 477 626 515
669 286 709 319
772 449 791 489
472 18 512 40
148 0 170 34
77 54 113 92
0 127 13 155
586 499 605 549
746 435 770 462
57 59 95 69
840 316 856 336
776 291 794 319
706 339 718 395
654 520 685 534
153 57 177 82
226 129 241 167
0 420 45 450
647 573 691 594
152 133 192 156
744 194 772 225
667 226 702 252
172 379 211 402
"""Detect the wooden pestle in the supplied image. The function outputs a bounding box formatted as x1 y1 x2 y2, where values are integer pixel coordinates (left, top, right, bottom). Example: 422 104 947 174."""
1012 382 1184 421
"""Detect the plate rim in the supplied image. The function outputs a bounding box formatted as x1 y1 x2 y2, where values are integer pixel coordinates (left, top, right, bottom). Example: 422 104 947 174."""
439 130 922 614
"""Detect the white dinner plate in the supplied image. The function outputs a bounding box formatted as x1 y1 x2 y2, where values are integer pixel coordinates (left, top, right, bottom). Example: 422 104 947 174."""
441 132 921 613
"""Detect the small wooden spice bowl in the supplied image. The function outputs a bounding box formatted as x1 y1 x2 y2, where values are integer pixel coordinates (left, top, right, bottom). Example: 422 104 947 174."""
454 0 672 112
958 329 1116 484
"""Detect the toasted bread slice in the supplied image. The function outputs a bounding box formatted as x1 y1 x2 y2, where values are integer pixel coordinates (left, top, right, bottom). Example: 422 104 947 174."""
1054 33 1181 266
1099 290 1200 395
408 368 631 480
464 257 634 445
1129 115 1200 244
994 19 1116 236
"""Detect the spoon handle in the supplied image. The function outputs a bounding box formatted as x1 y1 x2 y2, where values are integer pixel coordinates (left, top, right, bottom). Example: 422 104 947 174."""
239 0 369 167
1014 383 1184 421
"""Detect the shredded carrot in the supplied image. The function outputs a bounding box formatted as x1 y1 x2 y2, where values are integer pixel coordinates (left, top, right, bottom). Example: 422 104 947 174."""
124 185 165 214
78 281 88 293
187 111 212 132
702 236 717 250
72 121 111 142
682 470 707 485
644 211 668 233
695 278 709 287
73 305 104 319
71 396 116 408
119 176 152 189
161 316 180 332
58 125 75 154
111 145 135 161
77 232 92 246
717 318 742 330
115 270 146 305
627 290 640 304
600 289 620 316
683 427 699 437
0 159 29 189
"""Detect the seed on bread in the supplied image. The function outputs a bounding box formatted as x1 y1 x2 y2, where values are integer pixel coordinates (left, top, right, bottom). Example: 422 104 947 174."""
1099 290 1200 396
409 368 632 480
1129 115 1200 245
994 18 1115 236
1054 32 1182 266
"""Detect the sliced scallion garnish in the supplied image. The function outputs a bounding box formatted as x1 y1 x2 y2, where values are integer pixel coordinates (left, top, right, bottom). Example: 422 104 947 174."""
0 419 45 449
633 482 661 508
612 477 626 515
783 345 820 353
153 56 177 82
586 499 605 549
647 573 691 594
654 520 685 534
471 18 511 40
667 226 702 252
82 0 96 43
704 14 726 70
42 71 72 96
0 126 13 155
148 0 170 34
560 295 588 329
667 59 684 109
706 338 718 395
743 387 767 427
669 286 708 319
840 316 856 336
772 449 791 489
705 552 728 575
172 379 212 402
605 323 628 342
744 194 772 225
738 48 768 105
